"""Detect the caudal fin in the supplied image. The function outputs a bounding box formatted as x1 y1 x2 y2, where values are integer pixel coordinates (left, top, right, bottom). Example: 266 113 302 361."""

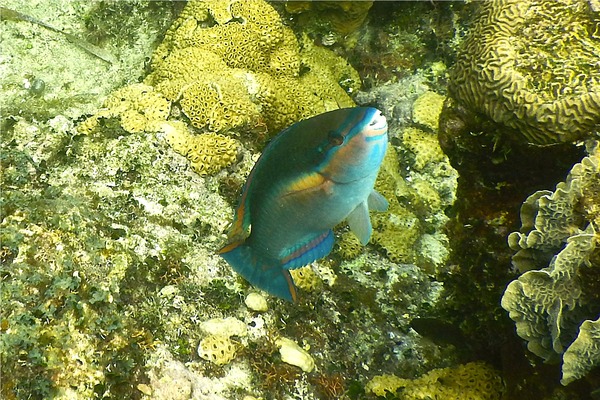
219 242 298 302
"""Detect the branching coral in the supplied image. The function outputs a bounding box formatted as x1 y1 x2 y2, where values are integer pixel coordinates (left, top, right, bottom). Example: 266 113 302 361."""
450 0 600 145
501 141 600 385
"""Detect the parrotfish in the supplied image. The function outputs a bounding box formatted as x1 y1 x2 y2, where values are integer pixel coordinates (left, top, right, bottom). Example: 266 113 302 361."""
219 107 389 302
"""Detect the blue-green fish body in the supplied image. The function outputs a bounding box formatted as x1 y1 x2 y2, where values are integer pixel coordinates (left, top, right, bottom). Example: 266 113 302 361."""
219 107 388 302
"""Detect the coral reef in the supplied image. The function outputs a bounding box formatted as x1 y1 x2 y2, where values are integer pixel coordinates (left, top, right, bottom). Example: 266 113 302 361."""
450 0 600 145
365 87 456 273
78 83 170 134
198 335 238 366
366 361 504 400
289 265 322 293
372 147 423 264
144 346 254 399
501 141 600 385
144 0 360 135
412 91 445 132
162 121 238 176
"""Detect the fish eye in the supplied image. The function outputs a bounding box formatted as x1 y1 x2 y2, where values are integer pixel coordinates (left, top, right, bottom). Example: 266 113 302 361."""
328 131 344 146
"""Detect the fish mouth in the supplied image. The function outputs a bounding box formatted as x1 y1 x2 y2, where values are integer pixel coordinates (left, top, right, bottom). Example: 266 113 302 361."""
366 110 388 133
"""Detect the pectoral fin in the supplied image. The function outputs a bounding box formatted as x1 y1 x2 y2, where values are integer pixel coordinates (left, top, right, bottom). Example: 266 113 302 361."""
368 190 388 212
347 201 372 245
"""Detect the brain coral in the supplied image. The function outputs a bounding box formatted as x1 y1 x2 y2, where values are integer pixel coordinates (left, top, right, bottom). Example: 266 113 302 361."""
145 0 360 135
450 0 600 145
366 361 503 400
501 141 600 385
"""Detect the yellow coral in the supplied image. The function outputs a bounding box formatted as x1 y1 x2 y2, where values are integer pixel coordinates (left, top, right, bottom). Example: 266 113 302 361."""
162 121 238 176
179 75 261 132
146 48 228 101
290 265 321 292
450 0 600 144
372 148 422 263
145 0 359 137
197 335 237 365
401 127 447 172
367 362 504 400
78 84 170 135
335 230 364 259
412 91 445 132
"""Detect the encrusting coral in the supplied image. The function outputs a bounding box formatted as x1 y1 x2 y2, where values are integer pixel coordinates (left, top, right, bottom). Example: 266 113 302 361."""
501 141 600 385
145 0 360 135
79 0 362 177
372 147 422 264
450 0 600 145
368 90 456 272
161 121 238 176
366 361 504 400
78 83 170 135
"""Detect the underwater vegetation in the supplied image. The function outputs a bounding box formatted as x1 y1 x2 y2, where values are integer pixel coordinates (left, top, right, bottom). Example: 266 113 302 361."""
1 0 599 399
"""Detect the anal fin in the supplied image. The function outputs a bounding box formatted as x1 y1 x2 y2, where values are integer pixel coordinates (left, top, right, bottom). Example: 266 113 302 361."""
347 201 373 245
280 230 334 270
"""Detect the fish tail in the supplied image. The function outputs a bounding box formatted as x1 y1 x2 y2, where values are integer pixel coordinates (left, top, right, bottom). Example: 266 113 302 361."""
219 243 298 302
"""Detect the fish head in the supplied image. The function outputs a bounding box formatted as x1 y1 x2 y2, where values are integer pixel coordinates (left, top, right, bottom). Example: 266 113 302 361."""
316 107 388 183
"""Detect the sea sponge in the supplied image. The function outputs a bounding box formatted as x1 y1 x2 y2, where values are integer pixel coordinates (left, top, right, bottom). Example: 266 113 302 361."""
78 83 170 135
197 335 238 366
162 121 238 176
366 362 503 400
501 141 600 384
450 0 600 145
